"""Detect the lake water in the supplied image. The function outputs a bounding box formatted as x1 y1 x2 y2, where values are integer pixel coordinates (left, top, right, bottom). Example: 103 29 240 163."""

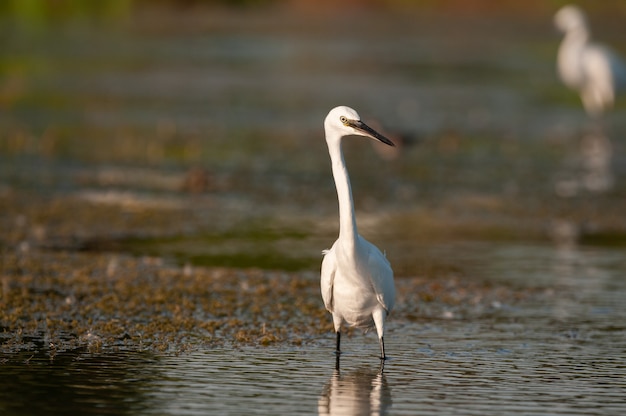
1 4 626 415
2 242 625 415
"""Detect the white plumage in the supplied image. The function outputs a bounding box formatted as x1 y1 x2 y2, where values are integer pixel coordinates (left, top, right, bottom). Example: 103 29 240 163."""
555 4 626 117
320 106 396 360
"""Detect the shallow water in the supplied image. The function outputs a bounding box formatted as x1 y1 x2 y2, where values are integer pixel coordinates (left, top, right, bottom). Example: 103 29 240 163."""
2 242 625 415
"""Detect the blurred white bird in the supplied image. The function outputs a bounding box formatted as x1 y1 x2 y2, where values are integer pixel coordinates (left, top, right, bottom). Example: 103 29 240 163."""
320 106 396 360
554 4 626 117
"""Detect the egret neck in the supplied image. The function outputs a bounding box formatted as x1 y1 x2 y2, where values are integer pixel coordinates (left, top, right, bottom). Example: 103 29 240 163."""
327 136 358 248
559 28 589 89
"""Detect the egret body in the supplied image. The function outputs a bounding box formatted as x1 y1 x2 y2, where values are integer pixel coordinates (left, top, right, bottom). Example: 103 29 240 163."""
555 5 626 117
320 106 396 360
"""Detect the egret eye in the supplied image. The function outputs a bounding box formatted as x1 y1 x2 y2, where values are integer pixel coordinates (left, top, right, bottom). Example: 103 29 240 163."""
340 116 348 125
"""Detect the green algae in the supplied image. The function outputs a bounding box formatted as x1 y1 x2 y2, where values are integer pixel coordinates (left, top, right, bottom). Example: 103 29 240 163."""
0 237 541 358
0 249 330 355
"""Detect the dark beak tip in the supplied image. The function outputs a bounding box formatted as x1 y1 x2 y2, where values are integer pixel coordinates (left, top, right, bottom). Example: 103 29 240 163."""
377 136 395 147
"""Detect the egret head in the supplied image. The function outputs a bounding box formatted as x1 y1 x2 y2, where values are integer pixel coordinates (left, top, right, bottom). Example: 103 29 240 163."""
554 5 588 34
324 106 394 147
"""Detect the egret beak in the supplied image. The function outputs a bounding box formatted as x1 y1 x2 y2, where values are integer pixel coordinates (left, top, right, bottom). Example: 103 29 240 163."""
349 120 395 147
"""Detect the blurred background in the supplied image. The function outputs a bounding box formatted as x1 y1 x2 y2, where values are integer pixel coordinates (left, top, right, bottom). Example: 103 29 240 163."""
1 0 625 275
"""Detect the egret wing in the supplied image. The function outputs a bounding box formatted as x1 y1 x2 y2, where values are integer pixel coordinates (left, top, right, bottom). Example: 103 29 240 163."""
584 46 616 107
320 245 337 312
364 240 396 313
607 47 626 92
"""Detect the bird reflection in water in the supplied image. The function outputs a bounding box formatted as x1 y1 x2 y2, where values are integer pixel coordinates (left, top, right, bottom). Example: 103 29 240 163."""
318 357 392 416
554 128 615 199
579 131 613 192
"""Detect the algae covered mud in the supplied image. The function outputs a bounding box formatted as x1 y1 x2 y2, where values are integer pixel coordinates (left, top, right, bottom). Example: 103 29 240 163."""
1 243 625 415
2 2 626 414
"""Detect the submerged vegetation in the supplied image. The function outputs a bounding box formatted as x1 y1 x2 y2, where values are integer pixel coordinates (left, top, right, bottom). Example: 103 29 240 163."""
1 241 535 357
0 249 328 355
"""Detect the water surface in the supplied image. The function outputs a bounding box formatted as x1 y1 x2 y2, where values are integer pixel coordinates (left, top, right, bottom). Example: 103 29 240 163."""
2 243 625 415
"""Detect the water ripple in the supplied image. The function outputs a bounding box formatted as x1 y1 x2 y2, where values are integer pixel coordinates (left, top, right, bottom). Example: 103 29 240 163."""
1 242 625 415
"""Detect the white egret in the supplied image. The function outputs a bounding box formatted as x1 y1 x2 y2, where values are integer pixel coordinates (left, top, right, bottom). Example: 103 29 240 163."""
554 4 626 117
320 106 396 360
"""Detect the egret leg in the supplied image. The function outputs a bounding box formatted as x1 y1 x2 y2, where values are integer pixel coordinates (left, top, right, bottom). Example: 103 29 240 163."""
379 336 387 360
335 331 341 355
372 308 387 360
